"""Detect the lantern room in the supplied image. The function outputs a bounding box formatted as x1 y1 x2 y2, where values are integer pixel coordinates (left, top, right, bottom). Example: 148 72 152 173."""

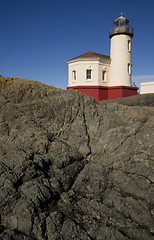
109 13 134 38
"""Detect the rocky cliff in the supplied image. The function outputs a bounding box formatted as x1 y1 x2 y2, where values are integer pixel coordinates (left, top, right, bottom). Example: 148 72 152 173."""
0 76 154 240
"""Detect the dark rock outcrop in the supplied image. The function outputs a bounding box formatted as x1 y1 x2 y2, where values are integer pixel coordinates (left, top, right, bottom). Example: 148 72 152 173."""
0 76 154 240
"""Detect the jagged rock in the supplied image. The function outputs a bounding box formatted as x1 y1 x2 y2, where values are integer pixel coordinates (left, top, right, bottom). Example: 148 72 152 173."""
0 76 154 240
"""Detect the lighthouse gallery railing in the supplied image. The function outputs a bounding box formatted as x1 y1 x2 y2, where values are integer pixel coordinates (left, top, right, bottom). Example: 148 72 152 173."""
109 26 134 37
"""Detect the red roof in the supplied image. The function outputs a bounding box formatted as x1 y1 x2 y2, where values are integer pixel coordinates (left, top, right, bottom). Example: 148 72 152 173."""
68 51 110 61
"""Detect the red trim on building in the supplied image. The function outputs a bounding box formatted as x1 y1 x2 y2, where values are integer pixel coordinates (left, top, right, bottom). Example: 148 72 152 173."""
108 86 138 100
67 85 138 101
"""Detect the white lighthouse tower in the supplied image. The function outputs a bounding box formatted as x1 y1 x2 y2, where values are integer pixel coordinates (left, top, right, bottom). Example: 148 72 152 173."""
109 13 134 86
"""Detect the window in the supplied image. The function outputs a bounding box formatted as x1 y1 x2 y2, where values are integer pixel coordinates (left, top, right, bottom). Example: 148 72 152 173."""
102 71 106 81
72 70 76 81
128 63 131 74
86 69 92 80
128 40 131 51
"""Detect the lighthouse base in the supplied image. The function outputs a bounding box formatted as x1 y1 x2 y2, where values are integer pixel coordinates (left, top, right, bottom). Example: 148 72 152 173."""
67 85 138 101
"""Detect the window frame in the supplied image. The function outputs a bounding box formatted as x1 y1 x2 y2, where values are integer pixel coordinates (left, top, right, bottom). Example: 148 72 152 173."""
128 63 131 75
86 69 92 80
128 40 131 52
102 70 106 82
72 70 76 81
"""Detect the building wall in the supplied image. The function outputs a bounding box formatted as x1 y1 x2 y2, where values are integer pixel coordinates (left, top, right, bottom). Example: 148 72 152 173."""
108 86 138 99
68 59 110 87
98 60 110 86
67 86 109 101
67 85 138 101
140 82 154 94
110 34 132 86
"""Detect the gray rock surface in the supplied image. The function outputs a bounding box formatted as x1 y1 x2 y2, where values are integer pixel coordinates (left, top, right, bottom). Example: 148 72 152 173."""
0 76 154 240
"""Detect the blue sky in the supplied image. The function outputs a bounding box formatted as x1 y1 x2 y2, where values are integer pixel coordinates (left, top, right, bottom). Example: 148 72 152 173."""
0 0 154 89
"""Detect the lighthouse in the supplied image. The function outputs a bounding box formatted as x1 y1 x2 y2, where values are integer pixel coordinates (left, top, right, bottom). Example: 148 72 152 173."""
109 13 133 86
67 13 138 101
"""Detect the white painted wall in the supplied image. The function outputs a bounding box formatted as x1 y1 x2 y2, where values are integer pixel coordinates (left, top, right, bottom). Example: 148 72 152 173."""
109 34 132 86
140 82 154 94
68 59 110 87
98 60 110 86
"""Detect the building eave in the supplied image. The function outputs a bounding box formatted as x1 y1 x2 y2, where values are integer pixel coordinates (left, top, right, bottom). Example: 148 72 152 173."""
67 51 110 63
67 57 111 64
